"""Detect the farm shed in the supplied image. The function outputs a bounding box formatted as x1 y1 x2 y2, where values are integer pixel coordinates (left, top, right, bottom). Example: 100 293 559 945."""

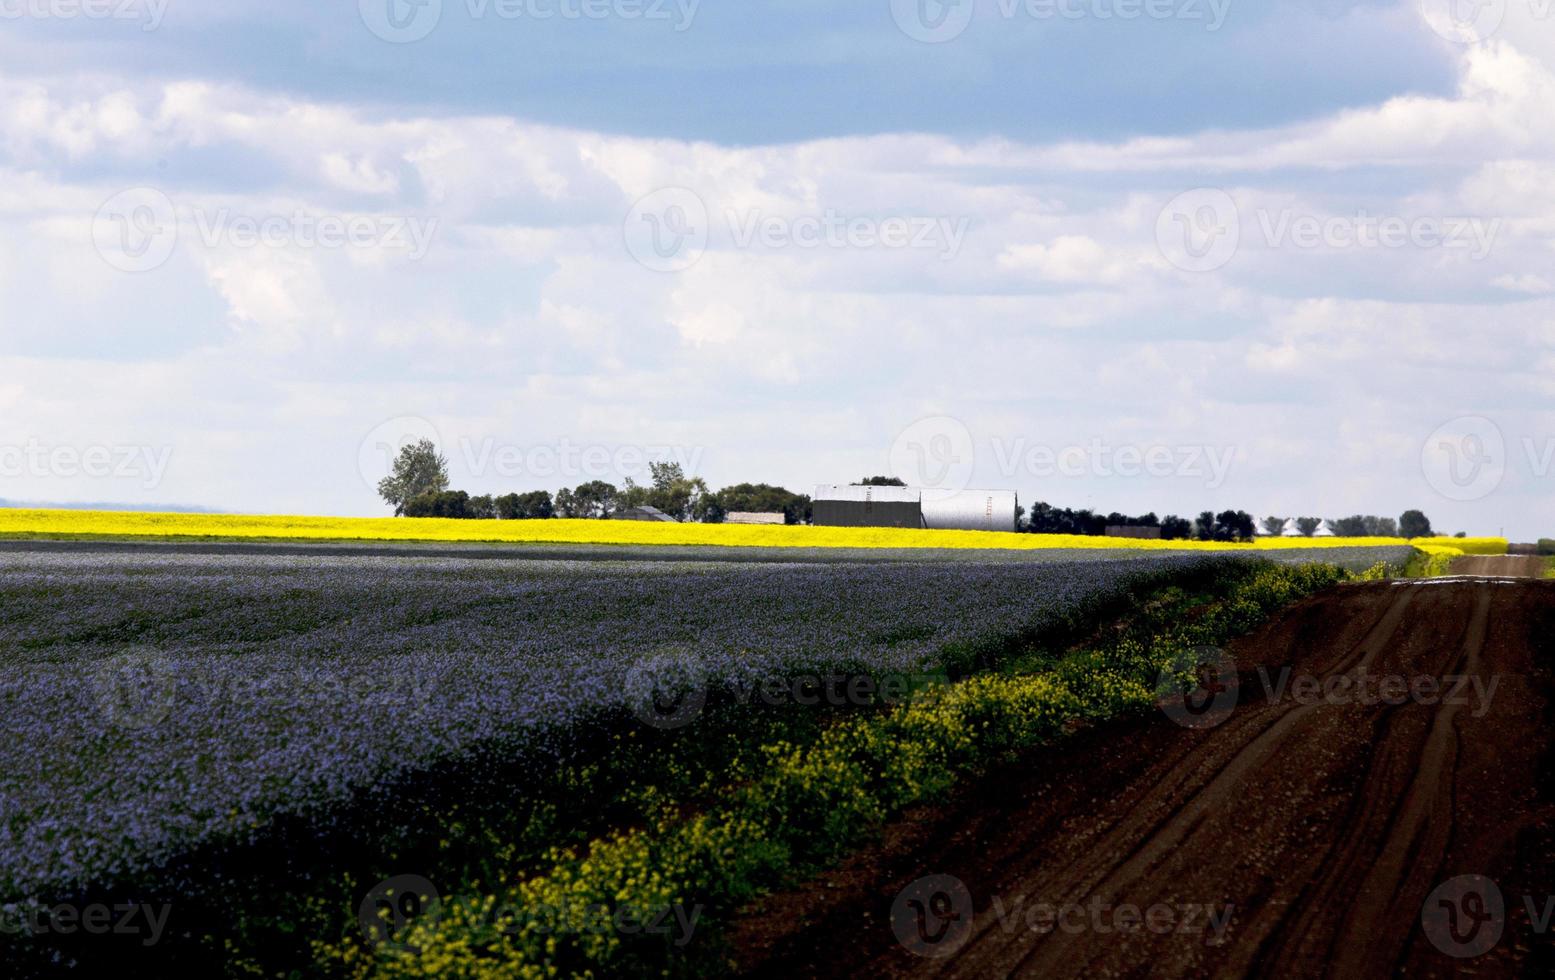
811 485 923 528
725 512 786 525
1105 525 1162 539
612 505 678 522
921 489 1020 533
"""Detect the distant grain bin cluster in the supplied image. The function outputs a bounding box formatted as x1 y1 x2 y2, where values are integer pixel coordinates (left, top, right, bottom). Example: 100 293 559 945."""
811 485 1019 533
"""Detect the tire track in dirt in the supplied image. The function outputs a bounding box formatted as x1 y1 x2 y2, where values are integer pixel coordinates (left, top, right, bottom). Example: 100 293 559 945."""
734 580 1555 980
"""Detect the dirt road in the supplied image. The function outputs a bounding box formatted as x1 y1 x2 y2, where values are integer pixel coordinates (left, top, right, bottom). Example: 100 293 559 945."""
734 580 1555 978
1451 554 1549 578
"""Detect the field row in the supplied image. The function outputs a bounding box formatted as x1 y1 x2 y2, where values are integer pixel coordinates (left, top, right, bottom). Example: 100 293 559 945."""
0 508 1504 556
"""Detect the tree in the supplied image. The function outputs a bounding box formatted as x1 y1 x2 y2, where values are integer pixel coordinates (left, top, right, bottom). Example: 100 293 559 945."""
1160 515 1192 540
1399 509 1433 539
403 489 469 518
1333 515 1370 537
1195 511 1217 541
854 476 906 486
564 481 617 519
467 494 497 520
376 439 449 516
1295 517 1321 537
713 483 810 524
496 491 554 519
649 461 685 490
553 487 576 517
1261 515 1287 537
1214 510 1255 542
519 490 554 519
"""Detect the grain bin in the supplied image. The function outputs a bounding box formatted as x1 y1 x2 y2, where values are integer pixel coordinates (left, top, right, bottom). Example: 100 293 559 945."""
920 489 1019 533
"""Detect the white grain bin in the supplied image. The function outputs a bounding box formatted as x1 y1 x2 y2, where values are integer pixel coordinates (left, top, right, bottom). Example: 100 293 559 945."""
920 489 1019 533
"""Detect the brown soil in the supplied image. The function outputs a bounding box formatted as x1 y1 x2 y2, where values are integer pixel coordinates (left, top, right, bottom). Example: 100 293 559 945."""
1450 555 1549 578
729 581 1555 979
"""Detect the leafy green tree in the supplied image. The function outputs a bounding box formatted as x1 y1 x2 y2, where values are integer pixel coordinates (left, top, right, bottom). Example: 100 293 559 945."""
568 481 617 518
467 494 497 520
854 476 906 486
519 490 554 519
1261 516 1287 537
1295 517 1321 537
1399 509 1433 539
403 489 469 518
712 483 810 524
376 439 449 516
1333 515 1370 537
1195 511 1217 541
1160 515 1192 540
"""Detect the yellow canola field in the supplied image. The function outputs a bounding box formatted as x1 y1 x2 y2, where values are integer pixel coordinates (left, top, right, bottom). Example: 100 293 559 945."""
0 509 1504 556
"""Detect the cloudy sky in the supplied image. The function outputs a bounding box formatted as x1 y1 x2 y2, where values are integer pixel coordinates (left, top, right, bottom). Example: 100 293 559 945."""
1 0 1551 537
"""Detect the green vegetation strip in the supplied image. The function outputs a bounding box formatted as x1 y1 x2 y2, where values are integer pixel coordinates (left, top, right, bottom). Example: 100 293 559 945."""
326 561 1344 978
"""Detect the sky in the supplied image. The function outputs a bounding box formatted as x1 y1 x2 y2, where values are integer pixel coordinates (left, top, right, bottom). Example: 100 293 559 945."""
1 0 1552 538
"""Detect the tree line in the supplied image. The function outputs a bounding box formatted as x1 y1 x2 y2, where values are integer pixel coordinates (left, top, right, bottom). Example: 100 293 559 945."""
376 441 1443 540
376 441 811 524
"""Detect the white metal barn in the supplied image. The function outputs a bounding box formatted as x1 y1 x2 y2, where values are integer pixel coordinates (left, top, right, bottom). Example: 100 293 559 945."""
810 485 1019 533
921 489 1019 533
811 485 923 528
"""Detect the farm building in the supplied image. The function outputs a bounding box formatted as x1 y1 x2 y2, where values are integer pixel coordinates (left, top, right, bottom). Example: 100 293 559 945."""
612 505 678 522
1313 519 1336 537
1105 525 1162 539
725 512 786 525
810 485 923 528
1280 518 1303 537
811 485 1019 533
921 489 1020 533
